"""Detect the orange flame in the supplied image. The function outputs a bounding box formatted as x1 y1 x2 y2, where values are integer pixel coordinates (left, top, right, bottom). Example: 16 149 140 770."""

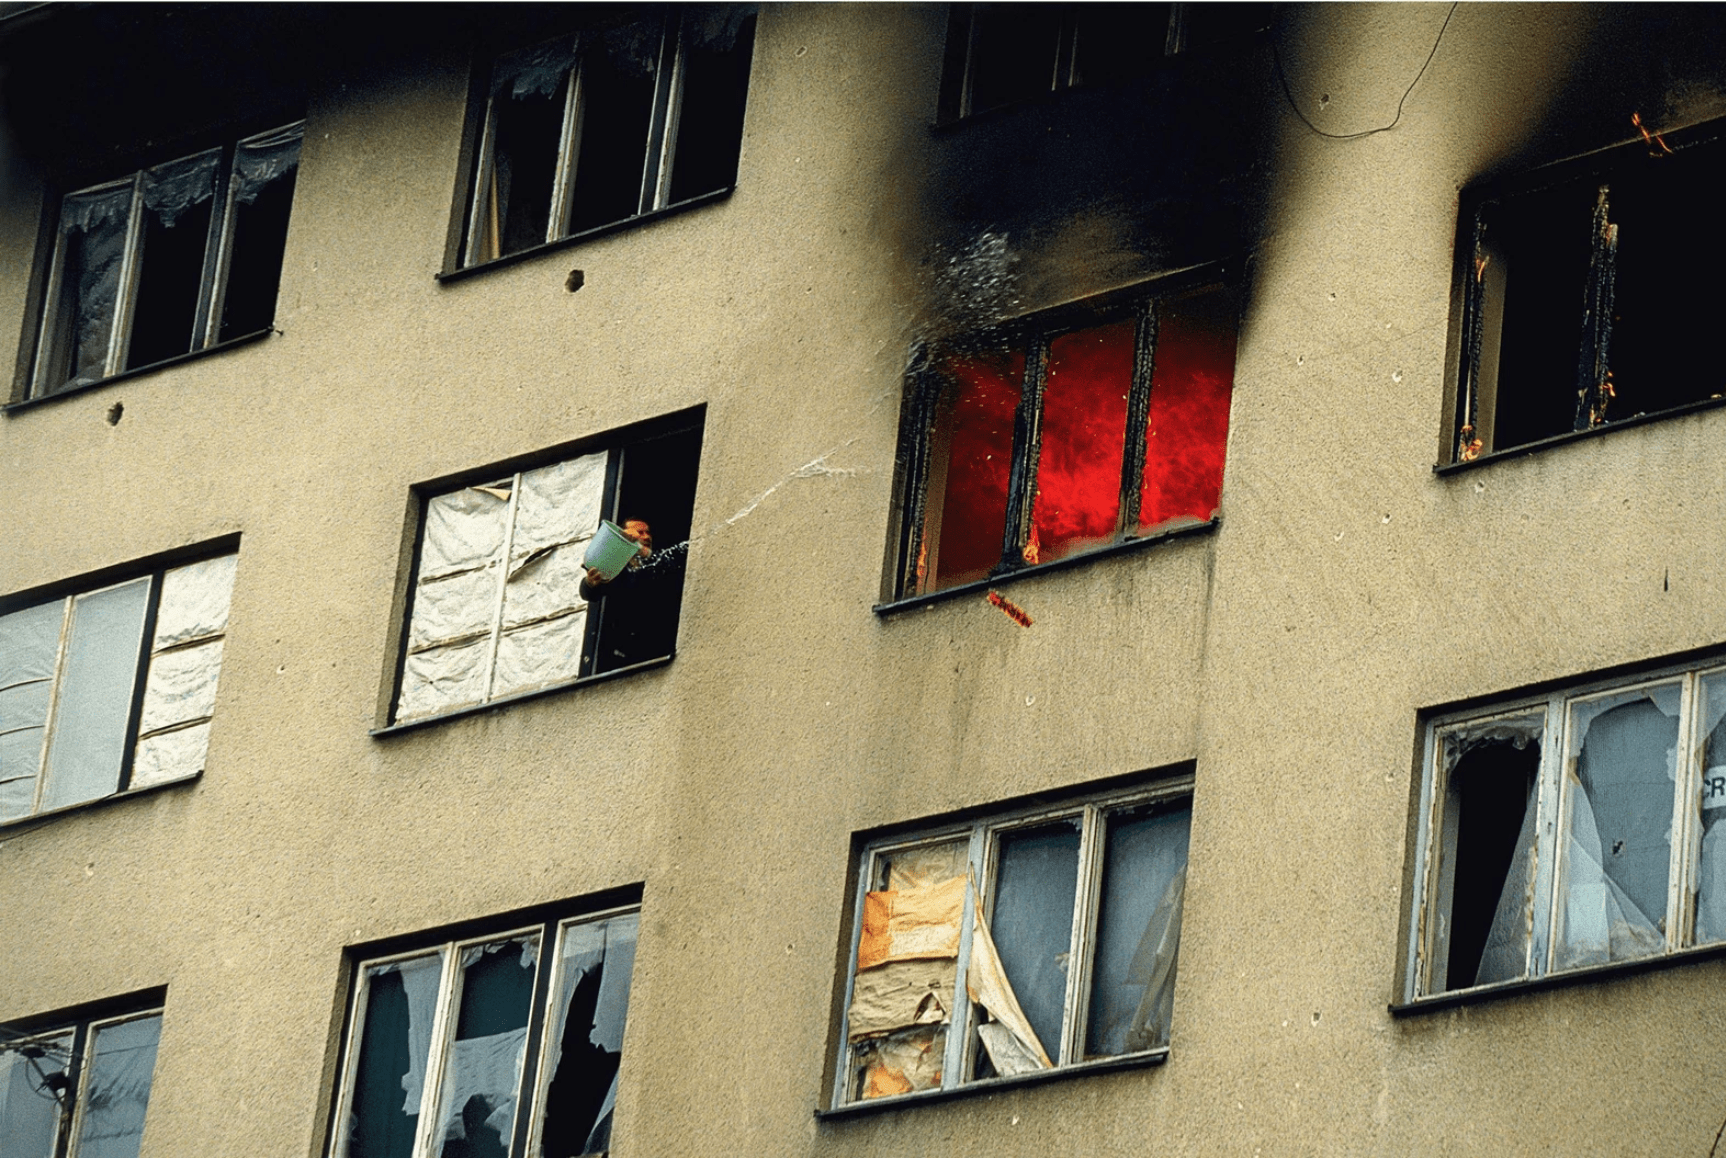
986 590 1033 627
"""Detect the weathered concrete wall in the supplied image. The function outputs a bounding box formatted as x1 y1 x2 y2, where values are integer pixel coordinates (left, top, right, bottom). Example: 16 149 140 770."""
3 4 1726 1156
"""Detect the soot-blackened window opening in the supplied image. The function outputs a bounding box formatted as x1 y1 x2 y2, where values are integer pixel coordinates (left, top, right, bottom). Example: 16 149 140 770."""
460 6 757 267
29 123 303 399
892 279 1237 598
1453 125 1726 460
937 2 1272 121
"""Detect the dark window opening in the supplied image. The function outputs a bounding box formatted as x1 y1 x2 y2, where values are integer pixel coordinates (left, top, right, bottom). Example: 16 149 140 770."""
220 153 299 341
1454 129 1726 460
126 197 215 370
894 281 1236 598
567 24 662 236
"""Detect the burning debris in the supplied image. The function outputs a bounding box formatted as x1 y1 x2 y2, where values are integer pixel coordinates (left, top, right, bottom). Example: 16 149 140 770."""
987 590 1034 627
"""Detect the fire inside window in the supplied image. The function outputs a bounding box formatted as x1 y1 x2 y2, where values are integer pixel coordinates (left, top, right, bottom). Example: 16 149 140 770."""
460 6 756 267
893 278 1237 598
1452 120 1726 461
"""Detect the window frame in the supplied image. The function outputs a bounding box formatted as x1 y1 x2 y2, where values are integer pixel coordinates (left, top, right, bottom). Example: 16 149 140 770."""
827 773 1193 1114
448 5 756 276
325 897 641 1158
1402 655 1726 1008
23 121 305 402
0 996 166 1158
0 539 239 829
883 266 1236 607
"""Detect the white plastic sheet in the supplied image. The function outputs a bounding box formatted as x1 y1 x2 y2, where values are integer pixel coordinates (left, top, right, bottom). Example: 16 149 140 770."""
74 1014 161 1158
137 641 222 734
141 149 219 227
0 599 65 821
130 722 211 791
0 1030 71 1155
232 123 304 205
152 555 236 648
132 555 236 785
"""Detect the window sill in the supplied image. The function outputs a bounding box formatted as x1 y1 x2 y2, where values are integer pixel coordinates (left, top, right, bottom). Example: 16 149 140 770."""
1433 394 1726 475
0 772 200 837
371 654 673 738
1391 939 1726 1016
874 518 1218 617
436 188 734 285
815 1049 1168 1121
3 328 275 414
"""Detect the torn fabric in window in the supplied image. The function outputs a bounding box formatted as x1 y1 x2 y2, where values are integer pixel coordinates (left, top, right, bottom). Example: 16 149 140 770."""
1085 801 1192 1055
535 913 638 1156
340 953 442 1158
982 822 1080 1068
40 183 132 392
139 149 219 227
0 600 64 822
434 938 539 1155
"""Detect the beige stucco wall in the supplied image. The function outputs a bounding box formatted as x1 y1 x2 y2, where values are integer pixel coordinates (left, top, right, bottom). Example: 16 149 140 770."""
4 4 1726 1155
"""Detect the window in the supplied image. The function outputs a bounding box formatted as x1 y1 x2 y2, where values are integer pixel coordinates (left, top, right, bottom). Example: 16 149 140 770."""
1408 659 1726 1001
391 419 701 726
0 550 237 824
890 278 1236 599
329 905 639 1158
458 7 756 268
0 1005 164 1158
937 2 1272 122
1451 124 1726 461
833 778 1192 1107
28 122 303 398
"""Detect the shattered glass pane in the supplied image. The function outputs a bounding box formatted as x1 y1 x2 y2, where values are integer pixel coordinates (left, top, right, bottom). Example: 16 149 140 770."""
0 1029 72 1158
1553 686 1680 970
435 936 539 1158
536 913 638 1156
43 184 132 393
1692 672 1726 945
344 953 442 1158
1138 286 1236 533
477 46 568 259
1085 800 1191 1056
984 819 1080 1067
928 346 1024 588
0 600 65 821
38 578 150 812
1029 318 1133 565
852 1023 946 1101
73 1014 161 1158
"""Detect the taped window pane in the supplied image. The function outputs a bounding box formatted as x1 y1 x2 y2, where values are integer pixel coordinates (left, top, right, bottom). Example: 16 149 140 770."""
0 600 66 822
39 578 150 813
343 954 443 1158
220 123 302 341
73 1014 161 1158
978 819 1081 1073
537 913 638 1156
435 936 539 1157
1084 800 1192 1056
41 184 132 393
0 1030 72 1157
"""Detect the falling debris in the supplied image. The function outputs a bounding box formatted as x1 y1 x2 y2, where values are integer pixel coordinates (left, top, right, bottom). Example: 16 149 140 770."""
986 590 1033 627
1631 112 1672 157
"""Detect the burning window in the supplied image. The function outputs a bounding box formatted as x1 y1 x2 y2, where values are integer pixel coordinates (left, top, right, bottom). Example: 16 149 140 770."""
937 2 1272 121
329 903 639 1158
833 778 1192 1107
390 416 701 726
1408 660 1726 1001
1451 122 1726 461
0 1004 163 1158
28 122 302 398
458 7 756 268
0 548 237 825
892 280 1236 597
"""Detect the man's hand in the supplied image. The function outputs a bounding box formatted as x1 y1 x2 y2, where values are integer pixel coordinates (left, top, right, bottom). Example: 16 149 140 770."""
584 566 610 587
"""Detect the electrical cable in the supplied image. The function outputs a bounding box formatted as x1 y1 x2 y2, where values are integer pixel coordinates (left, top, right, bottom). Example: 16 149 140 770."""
1273 3 1459 141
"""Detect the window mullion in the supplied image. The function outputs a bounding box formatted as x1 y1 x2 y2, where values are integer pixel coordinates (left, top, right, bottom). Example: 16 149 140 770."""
998 330 1049 572
1527 693 1568 979
897 345 941 597
546 60 585 243
509 921 559 1158
1061 804 1105 1065
958 6 980 119
29 597 75 817
59 1021 92 1158
636 14 681 216
464 97 503 266
943 823 987 1089
31 222 73 397
1053 8 1079 90
650 25 688 211
1117 300 1158 535
410 946 462 1158
192 144 237 350
1670 673 1704 950
103 174 147 378
481 476 524 702
114 572 163 794
1455 210 1489 460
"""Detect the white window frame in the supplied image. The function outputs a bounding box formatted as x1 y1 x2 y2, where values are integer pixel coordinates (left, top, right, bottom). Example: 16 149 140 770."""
1406 657 1726 1003
0 1005 165 1158
832 775 1193 1110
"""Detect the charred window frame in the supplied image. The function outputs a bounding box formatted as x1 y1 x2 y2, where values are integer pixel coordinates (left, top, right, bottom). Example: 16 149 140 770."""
1449 121 1726 463
327 902 640 1158
25 122 303 400
0 1002 165 1158
454 6 756 270
828 777 1193 1111
0 547 238 827
384 416 702 730
937 2 1272 122
1405 658 1726 1006
888 273 1238 601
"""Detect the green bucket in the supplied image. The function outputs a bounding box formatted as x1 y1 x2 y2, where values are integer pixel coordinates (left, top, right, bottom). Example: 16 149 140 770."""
582 520 641 581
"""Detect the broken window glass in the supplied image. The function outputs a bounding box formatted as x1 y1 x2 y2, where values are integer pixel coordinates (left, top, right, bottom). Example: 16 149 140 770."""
902 281 1236 596
461 8 757 268
336 907 640 1158
1452 131 1726 460
837 779 1194 1107
0 549 237 826
30 123 304 398
1411 664 1726 1001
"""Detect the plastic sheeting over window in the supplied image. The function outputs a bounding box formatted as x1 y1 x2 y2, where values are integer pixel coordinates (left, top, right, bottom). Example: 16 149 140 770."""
0 1029 72 1156
73 1014 162 1158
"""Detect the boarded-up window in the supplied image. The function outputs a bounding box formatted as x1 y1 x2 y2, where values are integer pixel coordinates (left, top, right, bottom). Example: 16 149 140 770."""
0 550 237 824
836 778 1193 1106
1410 662 1726 1001
30 123 303 398
896 280 1236 596
460 7 757 267
0 1007 163 1158
332 906 639 1158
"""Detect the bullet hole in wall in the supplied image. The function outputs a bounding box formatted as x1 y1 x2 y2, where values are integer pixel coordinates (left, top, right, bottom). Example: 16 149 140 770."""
567 269 585 293
106 402 123 425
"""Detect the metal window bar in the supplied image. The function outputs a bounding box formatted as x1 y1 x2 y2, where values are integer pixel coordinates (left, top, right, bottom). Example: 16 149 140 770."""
101 175 148 379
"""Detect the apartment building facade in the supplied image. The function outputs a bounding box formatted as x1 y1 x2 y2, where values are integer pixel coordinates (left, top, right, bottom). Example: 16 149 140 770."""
4 3 1726 1155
